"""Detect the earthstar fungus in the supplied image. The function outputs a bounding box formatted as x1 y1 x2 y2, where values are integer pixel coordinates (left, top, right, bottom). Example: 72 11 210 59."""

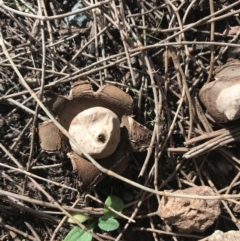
38 81 152 189
199 59 240 123
69 106 121 159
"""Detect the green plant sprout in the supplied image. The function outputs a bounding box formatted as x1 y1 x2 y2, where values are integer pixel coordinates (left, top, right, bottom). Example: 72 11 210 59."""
64 195 124 241
146 117 156 128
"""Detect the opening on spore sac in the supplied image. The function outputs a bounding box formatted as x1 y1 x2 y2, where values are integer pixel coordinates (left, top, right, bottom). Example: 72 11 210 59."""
98 134 106 143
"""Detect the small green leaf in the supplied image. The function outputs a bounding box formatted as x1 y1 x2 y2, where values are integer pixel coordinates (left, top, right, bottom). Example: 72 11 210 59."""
64 223 95 241
104 195 124 218
98 217 119 231
67 212 90 224
63 226 92 241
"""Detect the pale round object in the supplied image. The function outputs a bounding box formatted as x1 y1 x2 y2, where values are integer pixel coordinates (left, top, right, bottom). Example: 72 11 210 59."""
216 83 240 120
69 107 120 159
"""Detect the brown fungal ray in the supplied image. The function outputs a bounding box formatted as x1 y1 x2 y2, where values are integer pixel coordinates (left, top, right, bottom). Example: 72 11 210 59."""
44 91 68 117
215 59 240 79
44 80 133 131
68 151 105 189
39 80 135 152
70 81 133 116
38 121 68 152
121 115 152 152
199 76 240 123
69 80 94 99
68 134 130 189
95 84 133 116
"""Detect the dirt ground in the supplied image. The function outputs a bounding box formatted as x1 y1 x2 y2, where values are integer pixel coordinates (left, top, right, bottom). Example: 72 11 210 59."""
1 0 240 240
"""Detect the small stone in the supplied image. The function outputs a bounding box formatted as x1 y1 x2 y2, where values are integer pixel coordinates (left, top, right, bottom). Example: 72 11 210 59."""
157 186 221 233
205 230 240 241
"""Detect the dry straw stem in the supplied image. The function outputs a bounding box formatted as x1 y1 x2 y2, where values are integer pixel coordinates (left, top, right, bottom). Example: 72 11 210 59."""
2 0 238 33
0 120 102 239
1 6 240 202
206 0 215 83
0 219 36 241
183 126 240 159
0 189 104 216
50 198 81 241
29 174 104 241
0 142 77 192
202 170 240 229
133 227 204 239
2 39 240 101
0 0 112 20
